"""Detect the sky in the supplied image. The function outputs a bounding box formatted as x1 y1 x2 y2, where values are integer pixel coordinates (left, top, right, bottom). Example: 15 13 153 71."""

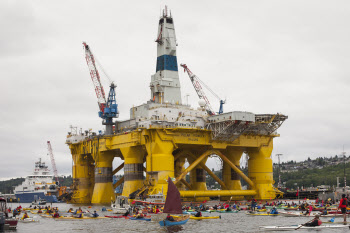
1 0 350 180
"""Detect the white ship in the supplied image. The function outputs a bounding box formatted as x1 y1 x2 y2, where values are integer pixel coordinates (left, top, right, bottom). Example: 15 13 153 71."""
14 158 58 203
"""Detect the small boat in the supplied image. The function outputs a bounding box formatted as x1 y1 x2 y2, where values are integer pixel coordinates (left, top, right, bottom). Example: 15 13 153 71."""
129 217 151 221
260 224 349 231
158 177 189 227
189 216 220 220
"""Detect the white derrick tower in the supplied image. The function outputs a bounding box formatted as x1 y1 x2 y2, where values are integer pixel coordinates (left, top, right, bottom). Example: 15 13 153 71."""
150 6 182 105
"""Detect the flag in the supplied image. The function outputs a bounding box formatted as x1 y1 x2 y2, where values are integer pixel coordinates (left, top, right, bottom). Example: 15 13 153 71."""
296 189 299 197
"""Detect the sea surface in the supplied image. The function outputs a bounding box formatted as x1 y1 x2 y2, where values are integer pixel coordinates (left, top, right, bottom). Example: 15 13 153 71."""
6 203 350 233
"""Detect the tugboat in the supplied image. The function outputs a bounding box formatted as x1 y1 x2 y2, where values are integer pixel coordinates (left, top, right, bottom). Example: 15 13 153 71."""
0 197 18 230
14 158 59 203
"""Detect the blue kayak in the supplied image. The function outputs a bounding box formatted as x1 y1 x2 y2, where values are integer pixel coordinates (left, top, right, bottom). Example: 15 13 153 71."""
130 217 151 221
159 218 189 226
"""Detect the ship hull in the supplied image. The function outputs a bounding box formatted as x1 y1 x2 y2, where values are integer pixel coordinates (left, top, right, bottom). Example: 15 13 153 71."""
15 192 58 203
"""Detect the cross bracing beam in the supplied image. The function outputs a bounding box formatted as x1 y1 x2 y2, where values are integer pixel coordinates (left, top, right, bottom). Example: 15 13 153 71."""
113 176 124 189
112 163 124 175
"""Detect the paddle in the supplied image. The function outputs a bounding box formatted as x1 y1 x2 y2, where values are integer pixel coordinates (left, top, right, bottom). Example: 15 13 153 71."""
294 218 314 230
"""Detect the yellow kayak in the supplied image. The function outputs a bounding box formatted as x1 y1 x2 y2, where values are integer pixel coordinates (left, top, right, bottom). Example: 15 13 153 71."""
247 213 279 216
190 216 220 220
257 209 267 212
41 215 107 220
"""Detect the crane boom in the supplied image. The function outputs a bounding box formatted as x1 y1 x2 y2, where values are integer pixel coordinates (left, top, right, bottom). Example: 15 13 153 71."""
83 42 107 114
180 64 216 115
47 141 59 183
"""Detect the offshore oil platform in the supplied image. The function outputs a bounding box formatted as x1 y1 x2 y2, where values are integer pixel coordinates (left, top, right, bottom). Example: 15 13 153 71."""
66 7 287 204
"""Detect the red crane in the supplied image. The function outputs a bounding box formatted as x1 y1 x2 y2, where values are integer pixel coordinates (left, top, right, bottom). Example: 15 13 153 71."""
180 64 216 115
82 42 107 114
47 141 59 183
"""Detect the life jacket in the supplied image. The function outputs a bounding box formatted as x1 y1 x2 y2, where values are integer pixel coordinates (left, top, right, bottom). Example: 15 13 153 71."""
317 220 322 226
340 198 347 208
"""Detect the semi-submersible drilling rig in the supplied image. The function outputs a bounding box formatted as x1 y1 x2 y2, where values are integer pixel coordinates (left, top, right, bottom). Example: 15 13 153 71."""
66 8 287 204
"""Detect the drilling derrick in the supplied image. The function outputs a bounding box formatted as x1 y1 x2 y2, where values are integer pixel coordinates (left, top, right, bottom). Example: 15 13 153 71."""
47 141 59 184
66 7 287 204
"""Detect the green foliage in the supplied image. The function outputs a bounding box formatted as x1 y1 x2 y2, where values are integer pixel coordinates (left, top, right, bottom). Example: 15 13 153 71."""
0 178 25 194
274 162 350 189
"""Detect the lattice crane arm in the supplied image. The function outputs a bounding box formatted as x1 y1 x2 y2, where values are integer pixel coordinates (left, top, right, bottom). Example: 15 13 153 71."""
180 64 216 115
83 42 107 114
47 141 59 183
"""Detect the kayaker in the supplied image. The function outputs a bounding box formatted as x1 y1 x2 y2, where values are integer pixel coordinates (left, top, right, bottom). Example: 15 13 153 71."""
322 207 328 215
194 211 202 217
270 207 278 215
21 211 29 220
92 211 99 218
136 212 144 219
338 194 348 223
13 209 19 217
166 214 175 221
303 214 322 227
251 198 257 211
226 206 232 212
302 209 310 216
53 211 60 218
155 206 160 214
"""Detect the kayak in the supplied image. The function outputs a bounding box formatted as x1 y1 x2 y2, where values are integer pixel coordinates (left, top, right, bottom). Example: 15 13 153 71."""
19 218 39 223
260 224 350 231
217 210 238 213
257 209 267 212
159 218 189 226
105 215 129 218
189 216 220 220
280 212 345 218
41 215 107 220
247 213 279 216
129 217 151 221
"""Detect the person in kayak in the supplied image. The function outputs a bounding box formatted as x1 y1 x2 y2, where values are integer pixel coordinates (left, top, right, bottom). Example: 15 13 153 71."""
322 207 328 215
92 211 99 218
136 212 144 219
270 207 278 215
53 211 60 218
21 211 29 220
251 198 257 211
338 194 347 223
303 214 322 227
166 214 175 221
194 211 202 217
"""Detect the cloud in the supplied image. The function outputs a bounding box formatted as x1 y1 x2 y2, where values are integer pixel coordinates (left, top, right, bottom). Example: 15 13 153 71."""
1 0 349 180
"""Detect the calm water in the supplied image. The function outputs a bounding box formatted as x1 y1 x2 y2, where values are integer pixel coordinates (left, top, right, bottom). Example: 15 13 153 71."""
6 203 350 233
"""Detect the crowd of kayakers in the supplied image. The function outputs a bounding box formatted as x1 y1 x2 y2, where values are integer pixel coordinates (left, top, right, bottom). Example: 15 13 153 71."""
2 194 350 228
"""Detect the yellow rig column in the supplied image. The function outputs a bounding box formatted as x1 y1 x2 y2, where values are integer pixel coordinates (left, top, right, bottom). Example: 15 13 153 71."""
247 140 275 199
91 151 115 204
71 154 95 203
188 155 208 201
222 148 244 200
146 129 174 195
121 147 145 198
174 156 186 191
